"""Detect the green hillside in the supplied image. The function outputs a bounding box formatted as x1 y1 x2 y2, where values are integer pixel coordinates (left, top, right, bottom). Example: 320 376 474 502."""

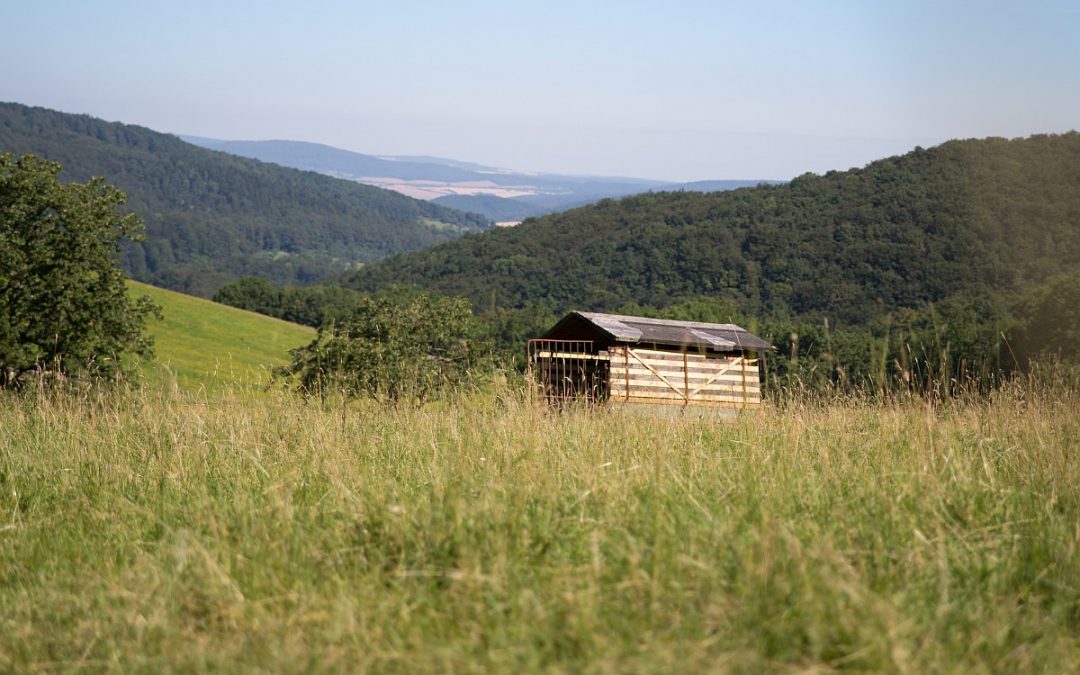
346 133 1080 326
0 102 490 296
130 281 313 393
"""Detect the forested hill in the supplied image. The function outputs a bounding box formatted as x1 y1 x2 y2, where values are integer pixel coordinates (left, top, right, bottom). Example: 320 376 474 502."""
0 102 490 295
346 133 1080 326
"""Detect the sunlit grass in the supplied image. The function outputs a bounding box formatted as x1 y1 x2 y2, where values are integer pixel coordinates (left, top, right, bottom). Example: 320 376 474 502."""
128 281 314 394
1 379 1078 672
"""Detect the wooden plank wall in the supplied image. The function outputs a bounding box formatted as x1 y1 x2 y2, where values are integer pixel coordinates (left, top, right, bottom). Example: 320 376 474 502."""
606 346 761 408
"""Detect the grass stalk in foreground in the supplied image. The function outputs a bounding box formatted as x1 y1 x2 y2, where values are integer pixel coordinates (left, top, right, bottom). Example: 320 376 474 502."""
1 382 1078 672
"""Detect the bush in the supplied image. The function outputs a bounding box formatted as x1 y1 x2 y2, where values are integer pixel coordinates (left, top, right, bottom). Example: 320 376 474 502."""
276 292 478 403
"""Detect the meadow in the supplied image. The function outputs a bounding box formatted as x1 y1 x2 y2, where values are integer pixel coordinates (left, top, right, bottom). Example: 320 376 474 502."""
128 281 314 394
2 379 1078 672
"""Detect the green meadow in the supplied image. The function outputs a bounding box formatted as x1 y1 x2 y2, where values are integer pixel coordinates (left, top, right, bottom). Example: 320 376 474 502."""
128 281 314 394
1 288 1078 672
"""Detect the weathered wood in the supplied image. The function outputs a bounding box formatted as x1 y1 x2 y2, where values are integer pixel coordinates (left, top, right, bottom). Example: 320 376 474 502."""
741 354 748 408
607 350 763 409
613 382 764 397
610 355 757 370
627 348 686 399
611 375 761 390
686 357 742 398
610 388 762 406
611 391 763 406
616 355 755 371
683 351 690 409
618 347 757 364
609 370 761 386
609 365 759 385
613 373 764 388
609 361 751 377
612 395 761 409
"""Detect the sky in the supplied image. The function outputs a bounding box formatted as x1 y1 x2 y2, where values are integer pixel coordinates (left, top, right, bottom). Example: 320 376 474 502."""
3 0 1079 181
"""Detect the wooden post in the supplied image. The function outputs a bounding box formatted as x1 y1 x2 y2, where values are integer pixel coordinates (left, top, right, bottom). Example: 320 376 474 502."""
761 349 768 391
624 347 630 401
741 353 748 409
683 351 689 408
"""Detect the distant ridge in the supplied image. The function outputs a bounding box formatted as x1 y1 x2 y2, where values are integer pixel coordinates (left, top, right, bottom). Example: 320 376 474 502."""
182 137 495 183
664 179 781 192
181 136 771 221
0 102 490 296
345 133 1080 327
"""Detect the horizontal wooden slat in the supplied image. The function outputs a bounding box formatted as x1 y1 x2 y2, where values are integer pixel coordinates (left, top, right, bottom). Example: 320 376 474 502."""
610 366 759 382
611 355 755 371
611 356 757 369
611 380 761 394
612 371 761 385
611 393 763 407
616 380 761 394
613 352 756 362
611 387 762 402
610 375 760 390
611 395 762 409
610 347 759 363
611 369 759 387
611 389 762 405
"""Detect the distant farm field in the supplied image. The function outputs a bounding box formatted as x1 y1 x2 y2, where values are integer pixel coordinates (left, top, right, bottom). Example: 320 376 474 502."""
129 281 314 394
2 383 1078 672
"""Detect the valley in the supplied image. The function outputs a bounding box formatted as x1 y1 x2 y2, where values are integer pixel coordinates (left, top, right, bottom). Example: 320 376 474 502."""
182 136 774 221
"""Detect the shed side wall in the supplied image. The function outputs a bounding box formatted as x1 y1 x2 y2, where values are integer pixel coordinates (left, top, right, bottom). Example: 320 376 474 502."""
607 346 762 408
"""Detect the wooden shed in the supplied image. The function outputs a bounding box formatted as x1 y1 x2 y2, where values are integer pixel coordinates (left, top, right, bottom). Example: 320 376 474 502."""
528 312 775 410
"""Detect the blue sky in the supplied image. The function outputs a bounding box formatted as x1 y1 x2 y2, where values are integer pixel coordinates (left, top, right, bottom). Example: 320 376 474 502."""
3 0 1079 181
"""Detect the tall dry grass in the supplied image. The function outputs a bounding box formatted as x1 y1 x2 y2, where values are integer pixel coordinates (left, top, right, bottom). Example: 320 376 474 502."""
1 380 1078 672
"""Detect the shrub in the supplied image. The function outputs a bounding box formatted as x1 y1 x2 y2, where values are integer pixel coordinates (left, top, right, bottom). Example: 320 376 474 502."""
276 292 478 403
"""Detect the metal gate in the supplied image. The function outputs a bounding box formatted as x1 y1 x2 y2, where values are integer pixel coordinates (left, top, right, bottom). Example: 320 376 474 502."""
526 339 608 405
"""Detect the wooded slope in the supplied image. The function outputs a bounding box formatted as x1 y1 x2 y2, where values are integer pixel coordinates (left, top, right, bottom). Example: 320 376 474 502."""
0 102 489 295
346 134 1080 327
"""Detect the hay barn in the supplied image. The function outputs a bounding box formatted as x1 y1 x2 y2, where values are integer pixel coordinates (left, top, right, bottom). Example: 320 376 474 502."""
528 312 775 411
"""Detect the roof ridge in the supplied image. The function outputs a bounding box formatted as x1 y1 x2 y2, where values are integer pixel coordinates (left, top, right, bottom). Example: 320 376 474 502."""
577 311 746 332
545 311 775 351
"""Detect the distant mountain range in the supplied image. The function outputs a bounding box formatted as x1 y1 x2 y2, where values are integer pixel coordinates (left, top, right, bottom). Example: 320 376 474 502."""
0 103 490 295
181 136 777 222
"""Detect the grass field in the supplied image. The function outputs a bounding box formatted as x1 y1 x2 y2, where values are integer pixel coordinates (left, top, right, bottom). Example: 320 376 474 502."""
2 380 1078 672
128 281 314 394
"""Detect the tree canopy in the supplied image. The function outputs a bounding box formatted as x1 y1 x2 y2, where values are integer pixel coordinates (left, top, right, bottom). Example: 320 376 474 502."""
0 153 158 386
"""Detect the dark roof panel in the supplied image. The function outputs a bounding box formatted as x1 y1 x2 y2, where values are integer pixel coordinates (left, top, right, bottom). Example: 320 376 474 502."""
543 311 775 352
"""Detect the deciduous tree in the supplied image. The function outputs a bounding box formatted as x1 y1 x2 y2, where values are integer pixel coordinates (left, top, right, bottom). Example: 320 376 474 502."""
0 153 158 386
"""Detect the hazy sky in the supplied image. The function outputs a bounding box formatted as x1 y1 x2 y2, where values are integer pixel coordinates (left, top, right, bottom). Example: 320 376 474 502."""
3 0 1079 181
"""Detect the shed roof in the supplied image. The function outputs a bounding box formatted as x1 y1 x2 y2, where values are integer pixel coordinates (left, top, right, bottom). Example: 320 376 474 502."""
543 311 775 352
